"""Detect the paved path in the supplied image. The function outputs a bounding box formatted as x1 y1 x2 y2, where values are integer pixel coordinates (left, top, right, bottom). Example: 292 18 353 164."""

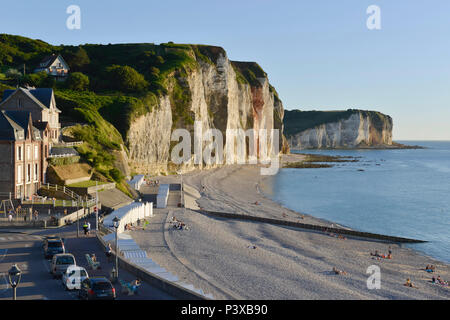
0 216 174 300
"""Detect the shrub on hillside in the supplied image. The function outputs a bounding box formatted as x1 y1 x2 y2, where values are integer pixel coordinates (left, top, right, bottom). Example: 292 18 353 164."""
21 71 55 87
105 65 148 92
67 72 89 91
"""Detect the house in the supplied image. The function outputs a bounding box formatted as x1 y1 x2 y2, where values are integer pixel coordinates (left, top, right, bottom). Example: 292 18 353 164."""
34 54 70 80
0 87 61 143
0 110 50 200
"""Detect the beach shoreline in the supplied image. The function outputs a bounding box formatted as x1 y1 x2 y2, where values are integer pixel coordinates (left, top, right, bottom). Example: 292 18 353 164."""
129 154 449 299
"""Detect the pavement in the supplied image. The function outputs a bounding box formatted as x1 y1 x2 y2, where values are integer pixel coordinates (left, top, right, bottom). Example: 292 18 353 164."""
0 215 174 300
98 188 134 210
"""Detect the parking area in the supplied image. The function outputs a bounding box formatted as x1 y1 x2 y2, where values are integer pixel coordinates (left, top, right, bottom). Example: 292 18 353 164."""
0 217 174 300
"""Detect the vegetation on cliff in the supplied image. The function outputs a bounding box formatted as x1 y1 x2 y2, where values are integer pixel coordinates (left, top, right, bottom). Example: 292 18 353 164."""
0 34 284 188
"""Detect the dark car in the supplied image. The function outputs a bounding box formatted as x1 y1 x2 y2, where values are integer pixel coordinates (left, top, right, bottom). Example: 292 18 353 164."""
78 277 116 300
43 239 65 259
42 236 63 246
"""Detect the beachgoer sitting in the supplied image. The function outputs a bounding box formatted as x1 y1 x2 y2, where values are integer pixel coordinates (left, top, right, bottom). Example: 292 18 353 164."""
91 254 97 263
370 250 381 257
424 264 434 273
332 267 347 275
436 276 448 286
254 201 260 205
404 278 418 288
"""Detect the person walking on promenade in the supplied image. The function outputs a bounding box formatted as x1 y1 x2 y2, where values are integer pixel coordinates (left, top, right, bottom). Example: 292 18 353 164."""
83 221 88 236
105 243 113 262
87 221 91 235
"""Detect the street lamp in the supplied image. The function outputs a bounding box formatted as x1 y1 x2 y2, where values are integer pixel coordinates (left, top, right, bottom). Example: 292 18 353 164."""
8 264 21 300
76 199 80 238
177 170 185 214
112 216 120 283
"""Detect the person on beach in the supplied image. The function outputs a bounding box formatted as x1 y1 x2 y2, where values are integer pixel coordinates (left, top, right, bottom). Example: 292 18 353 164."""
425 265 435 273
370 250 380 258
332 267 347 275
404 278 418 288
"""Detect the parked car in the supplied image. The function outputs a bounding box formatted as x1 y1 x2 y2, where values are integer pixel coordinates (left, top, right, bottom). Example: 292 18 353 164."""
43 238 65 259
62 265 89 290
78 277 116 300
51 253 76 278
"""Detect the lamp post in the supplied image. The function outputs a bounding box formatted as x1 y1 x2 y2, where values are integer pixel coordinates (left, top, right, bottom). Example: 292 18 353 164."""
8 264 21 300
76 200 79 238
112 216 120 283
178 170 184 214
95 181 99 231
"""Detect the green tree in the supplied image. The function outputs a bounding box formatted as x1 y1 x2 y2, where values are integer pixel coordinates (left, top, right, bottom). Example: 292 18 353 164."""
5 68 22 80
105 65 148 92
64 46 90 72
67 72 90 91
21 71 55 88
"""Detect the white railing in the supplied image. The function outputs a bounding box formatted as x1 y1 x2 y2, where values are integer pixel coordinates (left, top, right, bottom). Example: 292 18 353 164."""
103 202 153 234
48 153 77 158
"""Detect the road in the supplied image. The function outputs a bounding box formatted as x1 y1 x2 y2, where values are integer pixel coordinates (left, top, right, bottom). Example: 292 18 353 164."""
0 216 175 300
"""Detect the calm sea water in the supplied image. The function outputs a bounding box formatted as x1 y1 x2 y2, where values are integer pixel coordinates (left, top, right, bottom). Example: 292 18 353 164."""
265 141 450 263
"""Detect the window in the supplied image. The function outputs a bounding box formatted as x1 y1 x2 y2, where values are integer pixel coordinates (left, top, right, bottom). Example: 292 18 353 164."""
27 146 31 160
34 145 39 160
27 164 31 183
17 146 22 161
17 98 22 108
17 165 22 183
34 163 38 181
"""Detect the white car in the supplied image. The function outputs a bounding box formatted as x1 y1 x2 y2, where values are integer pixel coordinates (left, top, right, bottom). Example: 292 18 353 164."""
62 265 89 290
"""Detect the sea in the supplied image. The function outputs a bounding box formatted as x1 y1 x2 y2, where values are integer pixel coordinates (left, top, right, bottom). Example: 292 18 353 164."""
264 141 450 263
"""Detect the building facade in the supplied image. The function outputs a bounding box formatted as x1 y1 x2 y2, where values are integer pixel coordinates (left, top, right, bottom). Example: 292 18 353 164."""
0 87 61 143
0 111 50 200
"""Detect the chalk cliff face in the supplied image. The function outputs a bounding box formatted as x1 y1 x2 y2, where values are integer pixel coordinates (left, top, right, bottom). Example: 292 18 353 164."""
127 49 288 174
285 110 393 149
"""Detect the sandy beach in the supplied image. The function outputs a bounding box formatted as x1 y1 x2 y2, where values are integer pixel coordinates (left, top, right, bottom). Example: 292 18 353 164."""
129 154 450 299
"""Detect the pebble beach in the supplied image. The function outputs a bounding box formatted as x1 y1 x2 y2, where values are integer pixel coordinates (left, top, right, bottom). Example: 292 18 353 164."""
129 154 450 299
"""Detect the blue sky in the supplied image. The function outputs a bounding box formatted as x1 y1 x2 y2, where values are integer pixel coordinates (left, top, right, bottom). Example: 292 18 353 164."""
1 0 449 140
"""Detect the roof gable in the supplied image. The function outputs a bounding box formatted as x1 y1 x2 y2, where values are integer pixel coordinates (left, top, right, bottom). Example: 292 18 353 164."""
39 54 70 71
0 87 53 110
0 110 25 141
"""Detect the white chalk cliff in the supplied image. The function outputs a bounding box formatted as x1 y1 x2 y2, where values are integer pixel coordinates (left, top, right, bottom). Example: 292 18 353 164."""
126 48 288 174
285 110 393 149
